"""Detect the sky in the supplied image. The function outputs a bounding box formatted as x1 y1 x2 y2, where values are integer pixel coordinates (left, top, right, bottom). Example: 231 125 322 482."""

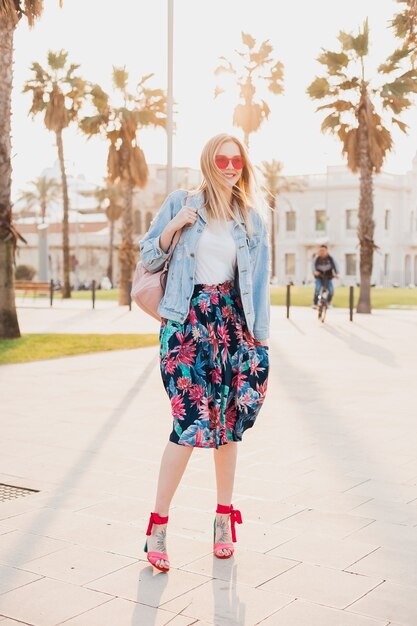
11 0 417 197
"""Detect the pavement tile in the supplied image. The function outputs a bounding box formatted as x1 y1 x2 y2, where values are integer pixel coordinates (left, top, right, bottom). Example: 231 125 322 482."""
0 530 70 568
0 509 143 558
351 499 417 525
348 580 417 626
86 560 209 607
161 578 294 625
259 562 384 609
0 564 42 595
0 617 31 626
74 495 151 524
283 490 372 512
0 577 110 626
257 598 390 625
230 520 300 554
233 497 306 524
180 549 298 587
20 545 136 585
169 484 218 511
275 509 374 539
345 520 417 552
347 546 417 587
345 480 417 504
288 470 370 492
0 494 47 523
58 597 196 625
267 533 379 569
155 535 211 570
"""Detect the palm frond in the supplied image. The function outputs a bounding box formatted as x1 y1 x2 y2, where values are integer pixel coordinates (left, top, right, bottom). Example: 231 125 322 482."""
307 76 331 99
378 46 411 73
392 116 408 132
242 32 256 49
47 49 68 71
316 99 355 112
317 50 349 75
321 112 341 133
113 66 129 91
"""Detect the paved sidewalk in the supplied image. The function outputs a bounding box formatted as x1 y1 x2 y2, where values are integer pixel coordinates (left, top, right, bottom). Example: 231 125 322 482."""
0 306 417 624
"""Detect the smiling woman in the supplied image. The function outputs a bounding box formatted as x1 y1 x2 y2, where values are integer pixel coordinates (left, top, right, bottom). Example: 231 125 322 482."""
138 132 271 572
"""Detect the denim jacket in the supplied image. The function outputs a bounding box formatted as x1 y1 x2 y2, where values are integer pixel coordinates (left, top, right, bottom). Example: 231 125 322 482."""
138 189 270 341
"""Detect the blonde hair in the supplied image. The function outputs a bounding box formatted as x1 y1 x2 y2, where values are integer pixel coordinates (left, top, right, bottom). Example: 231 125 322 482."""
193 133 267 236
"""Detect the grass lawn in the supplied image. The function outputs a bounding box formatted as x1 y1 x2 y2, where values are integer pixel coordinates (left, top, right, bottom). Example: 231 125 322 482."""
22 286 417 309
271 286 417 309
0 333 159 365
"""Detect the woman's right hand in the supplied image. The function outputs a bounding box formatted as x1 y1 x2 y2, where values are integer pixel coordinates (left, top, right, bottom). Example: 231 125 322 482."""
171 205 198 230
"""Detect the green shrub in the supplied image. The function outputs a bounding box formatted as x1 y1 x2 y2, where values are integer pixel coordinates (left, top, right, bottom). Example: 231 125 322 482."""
15 265 37 280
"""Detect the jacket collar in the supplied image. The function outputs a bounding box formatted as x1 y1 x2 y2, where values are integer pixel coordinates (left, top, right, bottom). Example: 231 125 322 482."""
186 190 246 229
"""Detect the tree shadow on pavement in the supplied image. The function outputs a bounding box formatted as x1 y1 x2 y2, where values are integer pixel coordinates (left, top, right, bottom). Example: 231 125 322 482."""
0 352 158 599
322 323 397 368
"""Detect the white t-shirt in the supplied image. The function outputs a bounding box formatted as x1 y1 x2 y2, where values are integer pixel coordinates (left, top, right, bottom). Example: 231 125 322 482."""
194 219 237 285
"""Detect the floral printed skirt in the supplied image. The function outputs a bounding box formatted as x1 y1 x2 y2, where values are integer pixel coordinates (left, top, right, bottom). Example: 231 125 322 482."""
159 280 269 449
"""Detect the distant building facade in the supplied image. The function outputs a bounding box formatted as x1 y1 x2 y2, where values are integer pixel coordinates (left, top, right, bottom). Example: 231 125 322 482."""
14 163 201 285
277 159 417 288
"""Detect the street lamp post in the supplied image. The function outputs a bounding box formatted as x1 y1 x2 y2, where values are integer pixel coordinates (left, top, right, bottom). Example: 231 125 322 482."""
167 0 174 195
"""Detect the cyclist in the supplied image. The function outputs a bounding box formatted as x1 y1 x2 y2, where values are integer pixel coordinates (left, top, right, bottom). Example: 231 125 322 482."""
312 244 339 308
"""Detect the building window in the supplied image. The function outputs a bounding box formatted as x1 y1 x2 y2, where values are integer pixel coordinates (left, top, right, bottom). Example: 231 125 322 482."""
384 209 390 230
384 254 390 277
345 254 356 276
405 254 411 285
286 211 296 231
285 253 296 275
315 210 326 232
346 209 358 230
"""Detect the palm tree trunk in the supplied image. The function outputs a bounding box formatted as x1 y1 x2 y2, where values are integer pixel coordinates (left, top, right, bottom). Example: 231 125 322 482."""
0 19 20 339
107 218 114 284
357 98 375 314
118 176 136 305
56 129 71 298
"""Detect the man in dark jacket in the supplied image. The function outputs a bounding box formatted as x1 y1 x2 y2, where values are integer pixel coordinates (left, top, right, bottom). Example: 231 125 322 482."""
312 244 339 306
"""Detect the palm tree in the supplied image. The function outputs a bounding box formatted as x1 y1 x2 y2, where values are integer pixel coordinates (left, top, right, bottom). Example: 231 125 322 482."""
0 1 45 339
307 19 417 313
17 175 61 222
258 160 305 281
214 32 284 148
392 0 417 46
82 180 123 284
80 68 166 305
23 50 87 298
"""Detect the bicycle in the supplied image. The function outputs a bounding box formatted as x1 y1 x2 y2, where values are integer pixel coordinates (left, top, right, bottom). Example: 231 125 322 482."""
317 274 330 323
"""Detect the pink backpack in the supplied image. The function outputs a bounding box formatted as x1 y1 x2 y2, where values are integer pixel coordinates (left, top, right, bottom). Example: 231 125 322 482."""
131 227 183 321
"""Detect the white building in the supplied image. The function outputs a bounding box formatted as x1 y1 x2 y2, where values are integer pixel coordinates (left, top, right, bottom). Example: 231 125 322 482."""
14 163 201 285
277 158 417 288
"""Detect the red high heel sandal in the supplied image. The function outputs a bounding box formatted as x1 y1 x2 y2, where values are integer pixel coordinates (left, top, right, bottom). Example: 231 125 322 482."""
213 504 243 559
144 512 170 572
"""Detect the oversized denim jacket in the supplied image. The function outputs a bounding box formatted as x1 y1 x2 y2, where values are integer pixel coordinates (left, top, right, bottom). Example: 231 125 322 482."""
138 189 270 341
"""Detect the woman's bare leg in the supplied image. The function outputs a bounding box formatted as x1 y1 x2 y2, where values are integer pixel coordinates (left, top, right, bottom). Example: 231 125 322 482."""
213 441 238 557
147 441 193 568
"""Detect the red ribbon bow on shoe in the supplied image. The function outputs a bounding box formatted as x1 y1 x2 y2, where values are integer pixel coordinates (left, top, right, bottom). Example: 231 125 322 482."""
216 504 243 543
146 512 168 536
